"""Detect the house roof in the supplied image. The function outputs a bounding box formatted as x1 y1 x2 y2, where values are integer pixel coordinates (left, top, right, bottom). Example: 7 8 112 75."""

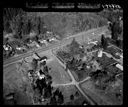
39 56 48 61
116 64 123 71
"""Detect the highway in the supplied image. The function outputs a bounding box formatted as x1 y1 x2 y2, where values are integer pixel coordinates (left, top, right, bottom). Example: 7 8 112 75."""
3 26 108 67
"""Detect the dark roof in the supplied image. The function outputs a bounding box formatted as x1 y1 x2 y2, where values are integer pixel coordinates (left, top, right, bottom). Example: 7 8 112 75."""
8 40 24 48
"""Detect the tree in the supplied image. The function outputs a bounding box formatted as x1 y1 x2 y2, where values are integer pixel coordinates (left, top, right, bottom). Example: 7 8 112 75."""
50 96 57 105
101 34 108 49
75 91 79 97
38 17 41 35
31 58 38 71
68 38 83 55
70 94 74 100
43 87 51 99
54 88 60 96
111 22 122 41
116 39 123 48
57 92 64 104
43 66 49 73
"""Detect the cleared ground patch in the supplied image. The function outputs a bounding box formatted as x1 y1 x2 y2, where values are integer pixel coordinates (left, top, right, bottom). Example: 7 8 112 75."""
80 80 123 105
48 58 72 85
54 85 86 105
3 62 34 105
3 63 22 88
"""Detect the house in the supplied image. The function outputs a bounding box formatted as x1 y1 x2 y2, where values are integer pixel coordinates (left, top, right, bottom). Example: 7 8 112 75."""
16 46 26 51
115 52 123 59
116 64 123 71
27 41 36 47
39 39 48 46
88 41 98 45
98 50 103 57
3 44 12 51
39 56 48 62
37 69 45 80
48 38 57 42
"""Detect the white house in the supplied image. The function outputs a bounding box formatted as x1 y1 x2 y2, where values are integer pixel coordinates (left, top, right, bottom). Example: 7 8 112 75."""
39 40 48 46
116 64 123 71
49 38 57 42
3 45 12 51
98 50 103 57
3 45 9 51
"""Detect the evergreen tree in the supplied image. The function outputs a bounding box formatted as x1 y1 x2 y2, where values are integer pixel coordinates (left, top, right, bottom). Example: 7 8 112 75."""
68 38 81 55
56 91 64 104
50 96 57 105
38 17 41 34
70 94 74 100
31 58 38 71
101 34 107 49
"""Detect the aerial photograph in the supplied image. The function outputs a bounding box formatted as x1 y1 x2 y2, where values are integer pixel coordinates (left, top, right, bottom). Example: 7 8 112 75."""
3 5 123 105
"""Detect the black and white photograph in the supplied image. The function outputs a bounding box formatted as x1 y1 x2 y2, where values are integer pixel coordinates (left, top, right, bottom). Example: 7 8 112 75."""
3 1 123 105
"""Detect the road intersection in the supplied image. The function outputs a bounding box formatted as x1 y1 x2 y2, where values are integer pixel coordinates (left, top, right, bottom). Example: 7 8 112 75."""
3 25 123 105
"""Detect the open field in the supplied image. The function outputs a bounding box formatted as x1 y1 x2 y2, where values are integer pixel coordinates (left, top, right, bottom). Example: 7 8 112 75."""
48 58 72 85
54 85 86 105
3 63 23 88
80 80 123 105
3 62 33 105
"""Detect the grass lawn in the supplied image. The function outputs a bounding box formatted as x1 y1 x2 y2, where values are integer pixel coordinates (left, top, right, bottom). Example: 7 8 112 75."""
80 80 123 105
3 63 22 87
54 85 86 105
48 58 72 85
3 62 34 105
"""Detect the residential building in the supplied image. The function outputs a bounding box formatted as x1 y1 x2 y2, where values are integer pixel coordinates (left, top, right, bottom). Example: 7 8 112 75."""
98 49 103 57
116 64 123 71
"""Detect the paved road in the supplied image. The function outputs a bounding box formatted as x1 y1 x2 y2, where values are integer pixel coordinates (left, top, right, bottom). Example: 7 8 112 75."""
4 26 108 67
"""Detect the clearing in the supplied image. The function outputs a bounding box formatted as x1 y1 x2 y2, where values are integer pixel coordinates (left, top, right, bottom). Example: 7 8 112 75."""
54 85 86 105
80 80 123 105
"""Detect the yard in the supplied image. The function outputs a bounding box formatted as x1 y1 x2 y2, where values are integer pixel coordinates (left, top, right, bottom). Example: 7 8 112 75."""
54 85 86 105
47 58 72 85
80 79 123 105
3 62 33 105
